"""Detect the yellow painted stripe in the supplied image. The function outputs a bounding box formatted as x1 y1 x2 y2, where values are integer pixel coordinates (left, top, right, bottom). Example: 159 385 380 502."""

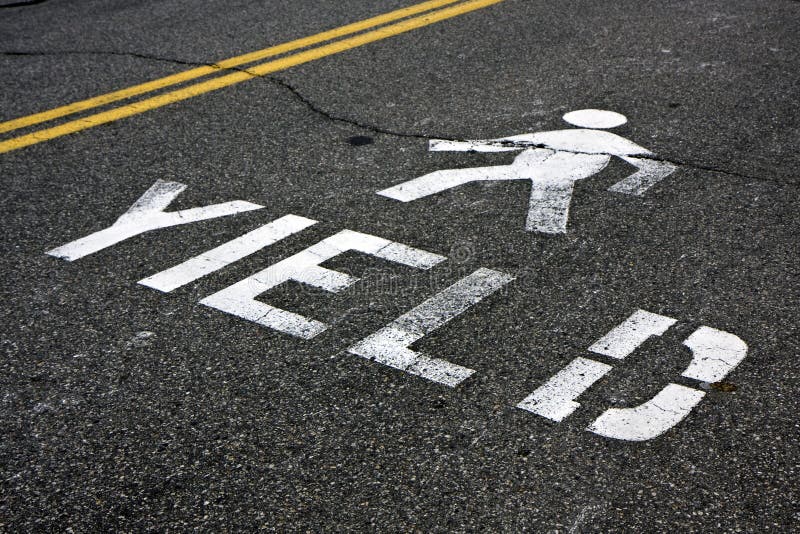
0 0 504 154
0 0 462 135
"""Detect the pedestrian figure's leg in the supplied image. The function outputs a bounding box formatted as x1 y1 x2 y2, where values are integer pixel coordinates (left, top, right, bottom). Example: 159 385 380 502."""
608 156 676 196
378 148 553 202
377 166 516 202
526 177 578 233
523 152 610 234
378 148 609 235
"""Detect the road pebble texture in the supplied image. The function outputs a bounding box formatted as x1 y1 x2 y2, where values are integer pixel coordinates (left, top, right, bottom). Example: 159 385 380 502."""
1 0 798 531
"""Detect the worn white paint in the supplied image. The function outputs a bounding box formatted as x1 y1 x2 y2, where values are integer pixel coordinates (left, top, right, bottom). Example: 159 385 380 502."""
380 148 609 234
682 326 748 383
199 230 446 339
429 129 653 157
588 310 677 359
562 109 628 129
428 138 520 153
609 156 677 196
380 112 675 235
348 268 513 387
138 215 316 292
584 321 748 441
523 151 611 233
47 180 263 261
516 357 612 421
587 383 706 441
428 125 653 157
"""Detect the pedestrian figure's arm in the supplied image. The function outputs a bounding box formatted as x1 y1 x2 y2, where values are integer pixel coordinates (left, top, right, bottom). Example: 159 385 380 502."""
428 135 539 153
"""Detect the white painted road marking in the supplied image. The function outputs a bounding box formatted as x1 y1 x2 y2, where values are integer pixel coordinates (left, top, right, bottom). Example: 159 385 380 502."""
588 309 677 359
516 357 612 421
199 229 446 339
682 326 748 383
427 126 653 156
47 180 263 261
380 148 609 234
562 109 628 129
378 111 676 234
139 214 317 292
610 156 677 196
43 180 749 443
587 384 707 442
516 310 748 440
348 268 513 387
584 318 748 441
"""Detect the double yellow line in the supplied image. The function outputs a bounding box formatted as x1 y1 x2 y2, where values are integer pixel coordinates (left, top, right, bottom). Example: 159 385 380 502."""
0 0 504 154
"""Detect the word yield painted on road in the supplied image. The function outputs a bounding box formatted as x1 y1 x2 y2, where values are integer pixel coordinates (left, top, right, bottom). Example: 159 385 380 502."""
49 180 510 388
46 180 747 442
378 109 676 234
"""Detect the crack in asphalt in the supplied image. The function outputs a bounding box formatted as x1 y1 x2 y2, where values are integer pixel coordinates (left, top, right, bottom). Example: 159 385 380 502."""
650 402 686 416
702 357 735 366
265 75 438 142
0 0 49 8
1 48 795 186
264 74 780 185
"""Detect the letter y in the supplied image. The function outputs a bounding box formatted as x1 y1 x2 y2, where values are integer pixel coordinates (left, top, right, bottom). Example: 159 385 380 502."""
47 180 263 261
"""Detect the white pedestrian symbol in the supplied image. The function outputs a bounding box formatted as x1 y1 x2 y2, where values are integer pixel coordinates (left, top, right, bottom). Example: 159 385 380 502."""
377 109 676 234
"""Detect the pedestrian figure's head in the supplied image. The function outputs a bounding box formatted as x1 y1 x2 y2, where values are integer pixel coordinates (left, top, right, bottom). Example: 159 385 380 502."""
563 109 627 129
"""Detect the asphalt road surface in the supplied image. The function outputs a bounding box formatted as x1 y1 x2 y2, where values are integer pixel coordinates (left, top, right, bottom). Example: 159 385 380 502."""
1 0 798 531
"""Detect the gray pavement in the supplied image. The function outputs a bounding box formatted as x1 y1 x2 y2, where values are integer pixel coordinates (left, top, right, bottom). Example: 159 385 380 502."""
1 0 798 531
